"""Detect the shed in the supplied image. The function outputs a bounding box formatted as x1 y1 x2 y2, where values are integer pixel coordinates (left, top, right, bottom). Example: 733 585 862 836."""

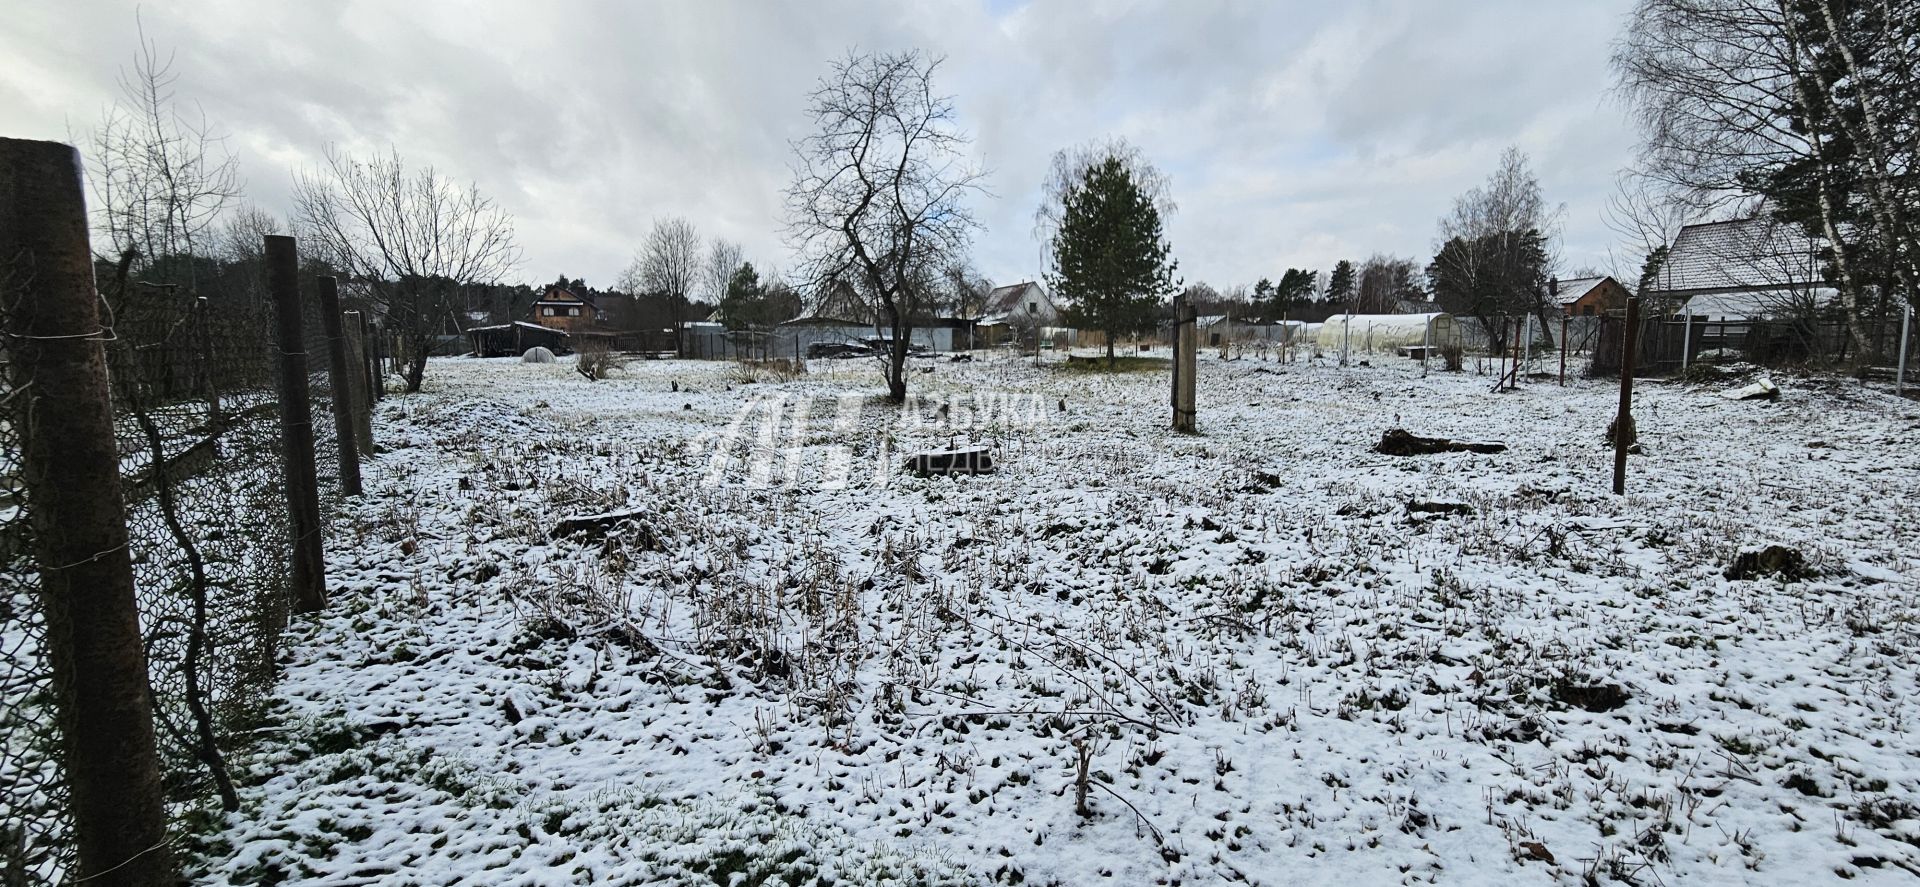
468 321 570 357
1316 313 1458 354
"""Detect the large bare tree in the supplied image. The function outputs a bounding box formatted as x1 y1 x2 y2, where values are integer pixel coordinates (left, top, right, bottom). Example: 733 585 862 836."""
621 217 702 355
1430 148 1563 346
293 146 521 392
703 237 745 306
787 49 983 402
85 25 239 279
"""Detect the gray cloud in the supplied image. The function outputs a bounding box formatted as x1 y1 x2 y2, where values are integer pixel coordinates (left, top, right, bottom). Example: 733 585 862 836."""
0 0 1641 290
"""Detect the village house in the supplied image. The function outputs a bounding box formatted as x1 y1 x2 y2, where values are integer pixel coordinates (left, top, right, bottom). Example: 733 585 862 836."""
1645 217 1833 321
1554 276 1632 316
975 281 1069 347
528 284 608 332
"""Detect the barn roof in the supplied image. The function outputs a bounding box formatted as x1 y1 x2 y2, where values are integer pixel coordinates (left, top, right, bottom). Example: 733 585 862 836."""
979 281 1056 325
1552 276 1608 305
534 285 598 310
792 279 873 325
1659 218 1825 295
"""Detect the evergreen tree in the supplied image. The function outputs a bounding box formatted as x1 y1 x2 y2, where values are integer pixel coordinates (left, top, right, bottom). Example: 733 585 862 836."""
717 261 764 330
1046 155 1177 366
1251 277 1275 319
1327 260 1356 310
1274 268 1318 318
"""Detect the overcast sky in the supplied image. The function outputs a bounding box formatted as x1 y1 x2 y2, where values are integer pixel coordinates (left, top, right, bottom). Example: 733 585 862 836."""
2 0 1644 292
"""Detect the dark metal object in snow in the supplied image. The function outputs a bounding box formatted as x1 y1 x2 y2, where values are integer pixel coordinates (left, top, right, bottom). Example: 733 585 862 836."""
1374 429 1506 456
904 446 994 477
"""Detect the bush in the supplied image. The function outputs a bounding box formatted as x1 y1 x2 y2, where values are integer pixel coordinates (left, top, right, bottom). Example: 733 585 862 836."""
1439 342 1464 372
575 341 622 381
728 358 806 384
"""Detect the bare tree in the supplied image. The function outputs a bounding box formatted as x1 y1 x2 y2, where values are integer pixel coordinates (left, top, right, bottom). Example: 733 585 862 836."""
85 22 239 278
1602 168 1701 301
623 217 702 355
939 260 992 319
703 237 745 307
216 204 282 265
787 49 983 402
293 146 521 392
1431 147 1563 345
1354 255 1424 314
1610 0 1914 352
80 24 249 819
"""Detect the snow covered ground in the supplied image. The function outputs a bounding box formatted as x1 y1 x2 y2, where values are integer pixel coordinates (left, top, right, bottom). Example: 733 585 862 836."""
194 351 1920 885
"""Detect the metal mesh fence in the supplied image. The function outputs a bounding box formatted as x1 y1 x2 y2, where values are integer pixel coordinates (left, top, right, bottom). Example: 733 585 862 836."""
0 253 344 881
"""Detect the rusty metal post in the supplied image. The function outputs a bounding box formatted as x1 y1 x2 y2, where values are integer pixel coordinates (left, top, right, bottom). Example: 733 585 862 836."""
1172 296 1198 432
0 137 176 886
316 277 362 496
267 236 327 612
1613 297 1641 496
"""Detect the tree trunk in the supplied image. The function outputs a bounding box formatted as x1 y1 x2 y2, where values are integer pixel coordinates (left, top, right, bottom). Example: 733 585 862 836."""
404 331 430 393
1782 10 1875 362
1106 331 1116 368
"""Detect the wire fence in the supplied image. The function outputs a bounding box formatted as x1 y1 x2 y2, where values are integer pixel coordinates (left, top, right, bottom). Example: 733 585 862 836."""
1589 311 1917 378
0 246 356 881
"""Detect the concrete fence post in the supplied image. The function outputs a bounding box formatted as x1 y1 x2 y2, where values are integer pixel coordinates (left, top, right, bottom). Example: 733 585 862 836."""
0 137 176 886
1172 296 1197 433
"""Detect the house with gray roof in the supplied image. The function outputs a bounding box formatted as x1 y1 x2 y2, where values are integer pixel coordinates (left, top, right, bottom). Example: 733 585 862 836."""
1646 217 1834 320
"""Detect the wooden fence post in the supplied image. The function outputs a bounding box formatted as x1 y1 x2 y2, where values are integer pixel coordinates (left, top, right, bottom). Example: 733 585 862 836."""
266 236 327 613
0 137 176 886
315 277 362 496
360 314 381 403
343 310 374 454
1172 295 1197 432
1613 297 1641 496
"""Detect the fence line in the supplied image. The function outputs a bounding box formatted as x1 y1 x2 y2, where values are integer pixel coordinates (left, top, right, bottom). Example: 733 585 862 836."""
0 139 374 882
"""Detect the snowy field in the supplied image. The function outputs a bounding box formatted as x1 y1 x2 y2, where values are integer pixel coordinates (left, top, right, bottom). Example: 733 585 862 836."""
195 351 1920 885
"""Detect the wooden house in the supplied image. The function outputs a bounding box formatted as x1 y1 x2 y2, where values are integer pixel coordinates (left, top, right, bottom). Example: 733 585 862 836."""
529 284 607 332
1555 276 1632 316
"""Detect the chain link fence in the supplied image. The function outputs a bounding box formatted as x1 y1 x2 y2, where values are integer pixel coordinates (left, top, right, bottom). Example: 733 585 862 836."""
0 248 350 882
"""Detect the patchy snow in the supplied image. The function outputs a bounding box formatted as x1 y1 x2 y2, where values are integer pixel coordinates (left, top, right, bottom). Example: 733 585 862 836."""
195 352 1920 885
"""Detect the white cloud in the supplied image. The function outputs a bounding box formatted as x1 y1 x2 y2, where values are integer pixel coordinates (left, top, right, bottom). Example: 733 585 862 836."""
0 0 1642 290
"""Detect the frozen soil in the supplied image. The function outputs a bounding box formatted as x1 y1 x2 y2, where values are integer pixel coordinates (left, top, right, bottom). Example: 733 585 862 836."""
194 352 1920 885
